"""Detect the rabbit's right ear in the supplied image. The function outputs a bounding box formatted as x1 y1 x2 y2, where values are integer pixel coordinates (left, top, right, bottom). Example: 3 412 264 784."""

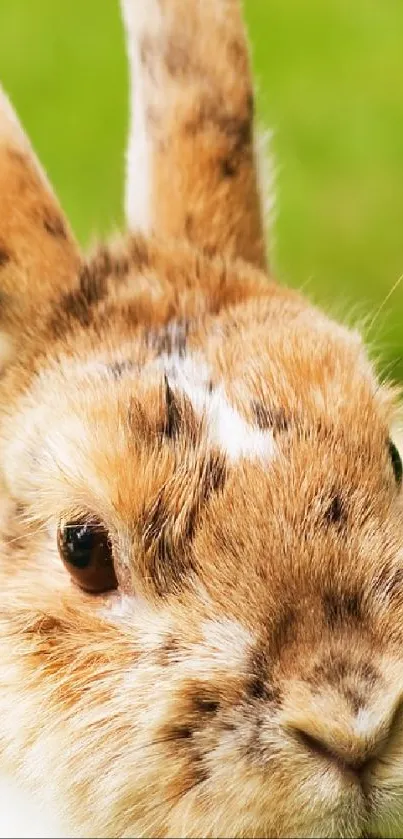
0 86 81 367
121 0 268 270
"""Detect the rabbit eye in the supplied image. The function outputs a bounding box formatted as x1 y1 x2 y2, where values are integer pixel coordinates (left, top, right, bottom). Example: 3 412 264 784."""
389 440 403 486
57 519 117 594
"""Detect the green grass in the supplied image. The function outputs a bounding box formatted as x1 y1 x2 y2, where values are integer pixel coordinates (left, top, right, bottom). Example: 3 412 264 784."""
1 1 403 378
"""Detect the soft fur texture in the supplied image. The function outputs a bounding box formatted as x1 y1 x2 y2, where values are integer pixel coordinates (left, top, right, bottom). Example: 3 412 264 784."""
0 1 402 837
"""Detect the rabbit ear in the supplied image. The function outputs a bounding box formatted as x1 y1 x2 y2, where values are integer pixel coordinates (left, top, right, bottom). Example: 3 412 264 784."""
121 0 268 270
0 86 81 364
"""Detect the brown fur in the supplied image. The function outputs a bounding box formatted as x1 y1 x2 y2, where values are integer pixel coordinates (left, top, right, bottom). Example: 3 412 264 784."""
0 1 402 837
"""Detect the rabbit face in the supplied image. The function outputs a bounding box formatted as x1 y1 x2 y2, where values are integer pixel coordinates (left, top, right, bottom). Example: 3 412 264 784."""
1 262 403 837
0 0 402 834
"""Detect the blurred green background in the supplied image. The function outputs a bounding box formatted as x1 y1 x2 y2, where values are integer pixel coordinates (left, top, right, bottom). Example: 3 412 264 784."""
1 1 402 378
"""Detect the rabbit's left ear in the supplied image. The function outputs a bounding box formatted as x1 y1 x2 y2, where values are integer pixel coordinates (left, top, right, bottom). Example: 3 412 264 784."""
0 86 81 365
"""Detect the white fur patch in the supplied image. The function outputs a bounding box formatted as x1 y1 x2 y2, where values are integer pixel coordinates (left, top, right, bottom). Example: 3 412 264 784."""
353 708 374 737
121 0 163 234
102 595 172 652
201 618 254 669
102 592 139 622
161 353 275 463
103 593 253 680
0 773 65 839
43 350 275 469
125 49 152 233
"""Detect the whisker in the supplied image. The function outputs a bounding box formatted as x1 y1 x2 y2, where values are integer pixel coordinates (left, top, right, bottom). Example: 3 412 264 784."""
381 355 403 380
367 274 403 335
372 355 403 400
3 520 49 546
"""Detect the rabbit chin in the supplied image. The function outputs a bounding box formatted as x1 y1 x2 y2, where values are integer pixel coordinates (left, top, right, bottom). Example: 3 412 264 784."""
0 765 403 838
0 773 66 839
365 755 403 838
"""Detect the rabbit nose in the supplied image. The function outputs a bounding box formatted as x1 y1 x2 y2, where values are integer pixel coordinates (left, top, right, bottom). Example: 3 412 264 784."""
283 685 398 779
293 728 376 775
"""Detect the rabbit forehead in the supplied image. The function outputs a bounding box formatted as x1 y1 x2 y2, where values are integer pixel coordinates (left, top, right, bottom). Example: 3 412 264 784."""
3 338 401 609
2 320 395 534
2 349 275 510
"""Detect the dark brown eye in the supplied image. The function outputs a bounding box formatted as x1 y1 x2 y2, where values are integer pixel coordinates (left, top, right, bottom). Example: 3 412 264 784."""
57 519 117 594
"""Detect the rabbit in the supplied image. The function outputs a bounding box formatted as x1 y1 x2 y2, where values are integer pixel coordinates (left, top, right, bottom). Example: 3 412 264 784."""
0 0 402 836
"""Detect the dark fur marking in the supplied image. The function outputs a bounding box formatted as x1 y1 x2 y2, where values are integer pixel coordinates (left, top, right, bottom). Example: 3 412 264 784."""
107 360 134 380
249 677 266 700
49 246 131 335
127 397 148 439
159 380 200 444
310 655 349 685
184 96 253 151
0 247 11 268
42 210 67 239
142 451 226 595
174 725 193 740
14 502 27 520
177 452 227 549
323 592 362 628
164 375 182 440
142 496 190 595
324 494 347 527
128 235 150 270
246 92 254 119
203 452 227 498
227 38 247 67
149 319 189 357
157 635 181 667
89 247 131 282
310 656 380 696
194 697 220 715
271 607 297 651
143 496 170 556
184 214 194 239
193 758 210 784
80 263 109 304
375 565 403 601
252 402 289 434
221 156 238 178
248 650 281 705
356 662 380 687
342 687 366 714
57 265 107 328
248 676 281 705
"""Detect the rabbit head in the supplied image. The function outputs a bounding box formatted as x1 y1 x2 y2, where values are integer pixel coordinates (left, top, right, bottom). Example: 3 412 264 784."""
0 2 402 837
